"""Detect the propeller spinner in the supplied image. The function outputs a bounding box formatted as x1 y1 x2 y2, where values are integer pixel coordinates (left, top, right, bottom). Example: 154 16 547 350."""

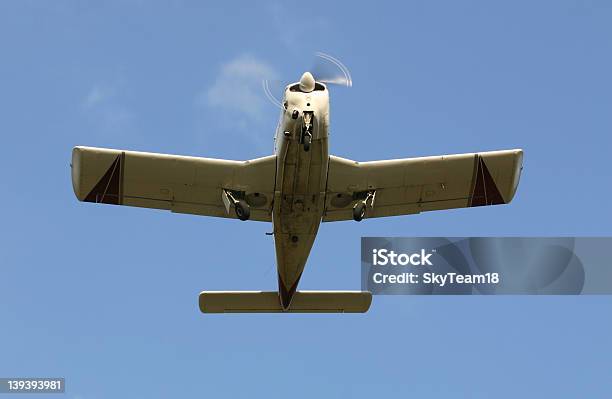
299 72 316 93
263 52 352 109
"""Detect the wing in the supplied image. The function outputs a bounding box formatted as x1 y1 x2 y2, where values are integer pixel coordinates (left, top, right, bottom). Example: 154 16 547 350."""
323 149 523 222
71 146 276 222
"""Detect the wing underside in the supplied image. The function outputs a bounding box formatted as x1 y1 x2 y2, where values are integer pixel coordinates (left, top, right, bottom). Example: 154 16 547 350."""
71 146 276 221
323 149 523 221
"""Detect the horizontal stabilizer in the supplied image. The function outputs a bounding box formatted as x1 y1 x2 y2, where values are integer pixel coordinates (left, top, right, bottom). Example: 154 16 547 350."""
199 291 372 313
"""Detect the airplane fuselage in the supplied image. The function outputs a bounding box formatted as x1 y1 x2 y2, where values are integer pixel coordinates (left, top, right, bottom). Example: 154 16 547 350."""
272 82 330 309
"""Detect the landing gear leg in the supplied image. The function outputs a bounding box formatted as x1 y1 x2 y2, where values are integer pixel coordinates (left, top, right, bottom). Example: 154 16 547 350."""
301 111 313 152
352 190 376 222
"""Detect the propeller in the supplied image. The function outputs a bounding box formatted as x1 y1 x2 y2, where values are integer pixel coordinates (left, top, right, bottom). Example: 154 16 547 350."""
262 52 352 109
311 52 352 88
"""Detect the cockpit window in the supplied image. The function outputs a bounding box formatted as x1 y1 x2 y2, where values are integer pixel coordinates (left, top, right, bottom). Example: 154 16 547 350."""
289 83 326 92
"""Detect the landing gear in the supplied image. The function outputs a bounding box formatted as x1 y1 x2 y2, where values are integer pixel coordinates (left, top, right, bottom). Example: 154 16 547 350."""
235 199 250 221
352 190 376 222
303 133 311 152
301 111 313 152
353 202 366 222
222 189 251 221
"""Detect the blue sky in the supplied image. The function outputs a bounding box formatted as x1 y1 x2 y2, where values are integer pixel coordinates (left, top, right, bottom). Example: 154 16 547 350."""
1 1 611 398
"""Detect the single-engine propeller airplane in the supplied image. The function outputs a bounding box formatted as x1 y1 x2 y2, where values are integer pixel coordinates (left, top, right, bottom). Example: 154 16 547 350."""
71 56 523 313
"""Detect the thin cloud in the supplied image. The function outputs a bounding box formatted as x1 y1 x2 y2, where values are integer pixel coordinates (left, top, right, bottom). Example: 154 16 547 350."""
83 84 116 108
199 55 278 123
81 82 133 134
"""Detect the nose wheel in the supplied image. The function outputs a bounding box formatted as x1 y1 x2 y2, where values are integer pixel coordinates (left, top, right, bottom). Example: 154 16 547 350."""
303 132 311 152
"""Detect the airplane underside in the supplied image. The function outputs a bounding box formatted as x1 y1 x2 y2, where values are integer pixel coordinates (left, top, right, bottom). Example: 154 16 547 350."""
71 70 523 314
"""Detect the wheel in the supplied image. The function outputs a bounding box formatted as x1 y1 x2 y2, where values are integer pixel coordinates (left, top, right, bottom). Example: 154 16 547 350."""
235 200 251 221
352 202 366 222
303 134 311 152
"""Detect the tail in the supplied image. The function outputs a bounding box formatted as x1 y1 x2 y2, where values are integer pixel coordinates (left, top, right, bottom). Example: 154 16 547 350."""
199 291 372 313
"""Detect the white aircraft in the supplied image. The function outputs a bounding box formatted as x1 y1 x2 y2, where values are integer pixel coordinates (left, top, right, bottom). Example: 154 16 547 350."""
71 66 523 313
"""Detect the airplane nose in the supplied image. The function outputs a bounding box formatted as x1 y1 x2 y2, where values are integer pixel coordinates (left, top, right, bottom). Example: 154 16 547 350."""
299 72 315 93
